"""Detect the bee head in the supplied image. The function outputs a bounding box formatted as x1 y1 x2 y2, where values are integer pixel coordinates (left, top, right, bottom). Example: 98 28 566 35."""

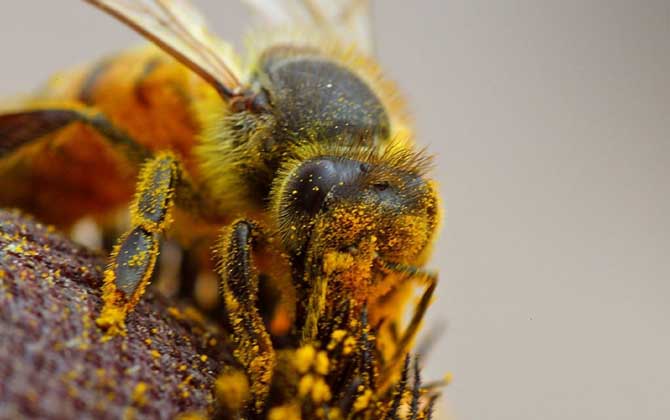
273 146 439 269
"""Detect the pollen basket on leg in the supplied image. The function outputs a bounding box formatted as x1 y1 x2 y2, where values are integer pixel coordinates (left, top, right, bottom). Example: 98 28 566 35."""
96 226 160 337
96 153 181 336
132 153 177 232
113 226 158 297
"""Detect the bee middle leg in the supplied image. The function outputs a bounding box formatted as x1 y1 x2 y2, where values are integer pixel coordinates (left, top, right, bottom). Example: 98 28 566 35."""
96 152 190 336
216 220 275 413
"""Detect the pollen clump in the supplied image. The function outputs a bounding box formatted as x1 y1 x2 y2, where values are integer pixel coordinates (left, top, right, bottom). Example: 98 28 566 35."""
314 351 330 375
310 377 332 403
293 344 316 374
268 403 302 420
131 382 149 407
327 329 347 350
95 278 128 339
215 370 250 411
352 388 373 413
297 374 315 397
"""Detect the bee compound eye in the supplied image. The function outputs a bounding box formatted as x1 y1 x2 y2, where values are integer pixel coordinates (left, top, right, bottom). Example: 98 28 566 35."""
372 181 390 192
286 158 364 216
287 159 336 216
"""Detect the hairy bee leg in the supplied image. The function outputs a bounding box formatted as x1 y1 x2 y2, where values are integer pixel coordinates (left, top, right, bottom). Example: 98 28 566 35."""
379 262 438 353
410 356 422 420
379 260 437 281
217 220 275 413
96 152 184 336
379 265 438 390
395 272 437 358
301 268 329 344
386 354 411 420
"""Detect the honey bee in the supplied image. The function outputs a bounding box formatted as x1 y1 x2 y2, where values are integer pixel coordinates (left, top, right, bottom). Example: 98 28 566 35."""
0 0 442 417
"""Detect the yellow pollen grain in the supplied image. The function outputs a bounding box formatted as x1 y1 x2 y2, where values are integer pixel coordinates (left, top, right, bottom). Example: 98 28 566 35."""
343 336 357 355
268 404 302 420
150 350 161 359
326 330 347 351
215 370 249 411
298 374 315 398
200 355 208 362
315 351 329 375
127 251 147 267
330 329 347 343
352 388 373 413
167 306 183 319
175 413 208 420
310 377 332 403
96 295 127 339
131 382 149 407
294 345 316 374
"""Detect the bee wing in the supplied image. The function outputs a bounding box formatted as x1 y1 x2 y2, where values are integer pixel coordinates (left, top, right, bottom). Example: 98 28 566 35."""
84 0 243 100
244 0 375 54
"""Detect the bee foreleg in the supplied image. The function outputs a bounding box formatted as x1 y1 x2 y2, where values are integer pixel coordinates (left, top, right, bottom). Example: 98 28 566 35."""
379 267 438 390
216 220 275 413
95 152 184 337
386 354 411 419
378 260 437 283
301 269 330 344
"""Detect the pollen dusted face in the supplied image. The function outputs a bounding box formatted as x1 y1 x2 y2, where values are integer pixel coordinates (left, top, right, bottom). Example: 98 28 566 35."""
276 154 439 266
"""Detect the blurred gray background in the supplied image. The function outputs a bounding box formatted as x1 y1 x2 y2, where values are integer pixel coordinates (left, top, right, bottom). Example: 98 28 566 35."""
1 1 668 419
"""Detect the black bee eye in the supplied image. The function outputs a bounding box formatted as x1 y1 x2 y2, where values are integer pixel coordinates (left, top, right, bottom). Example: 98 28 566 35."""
286 157 364 216
372 181 390 192
287 160 332 216
250 88 271 113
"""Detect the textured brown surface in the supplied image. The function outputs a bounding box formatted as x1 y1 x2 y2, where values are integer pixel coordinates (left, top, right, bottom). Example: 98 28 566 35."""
0 209 231 420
